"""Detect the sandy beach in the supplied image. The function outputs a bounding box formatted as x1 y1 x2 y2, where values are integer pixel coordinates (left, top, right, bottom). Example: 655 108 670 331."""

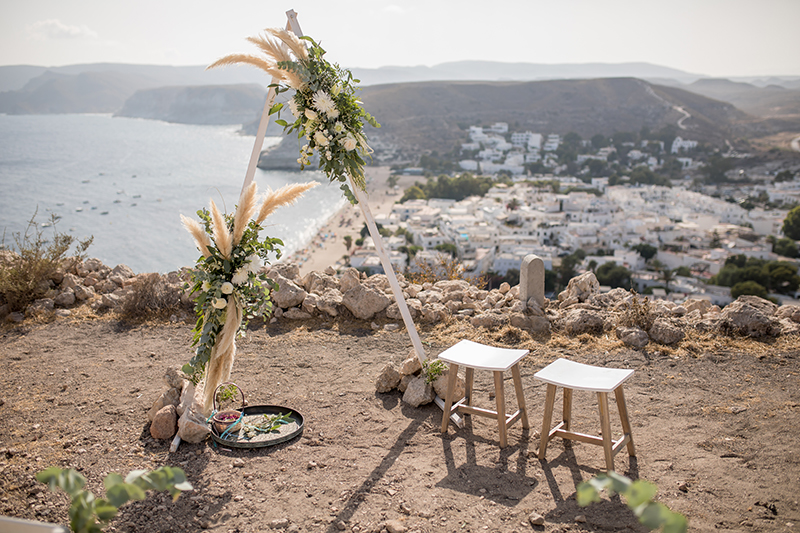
287 166 419 276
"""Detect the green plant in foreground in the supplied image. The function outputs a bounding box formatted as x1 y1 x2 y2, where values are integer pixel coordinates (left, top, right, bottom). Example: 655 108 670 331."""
422 358 447 384
577 472 687 532
36 466 192 533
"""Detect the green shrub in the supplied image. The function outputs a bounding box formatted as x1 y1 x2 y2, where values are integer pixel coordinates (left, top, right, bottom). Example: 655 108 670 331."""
37 466 192 533
0 211 92 311
120 272 184 320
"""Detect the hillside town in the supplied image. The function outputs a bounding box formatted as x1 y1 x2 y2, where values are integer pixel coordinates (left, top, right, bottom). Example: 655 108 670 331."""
347 122 800 307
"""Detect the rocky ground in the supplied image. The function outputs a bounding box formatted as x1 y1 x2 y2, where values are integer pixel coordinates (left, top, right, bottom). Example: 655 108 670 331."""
1 303 799 533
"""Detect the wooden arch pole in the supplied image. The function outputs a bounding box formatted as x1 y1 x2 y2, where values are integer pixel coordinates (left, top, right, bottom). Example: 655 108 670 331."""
349 177 427 364
240 9 303 196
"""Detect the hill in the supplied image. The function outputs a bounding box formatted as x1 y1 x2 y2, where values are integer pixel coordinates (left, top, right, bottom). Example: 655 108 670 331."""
682 78 800 118
115 84 266 125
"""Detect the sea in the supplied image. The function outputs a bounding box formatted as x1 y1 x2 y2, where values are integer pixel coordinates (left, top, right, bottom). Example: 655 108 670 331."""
0 113 346 273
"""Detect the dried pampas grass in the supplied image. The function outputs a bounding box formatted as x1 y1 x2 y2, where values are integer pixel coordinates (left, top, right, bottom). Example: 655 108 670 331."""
207 28 308 89
209 200 232 259
256 182 318 225
232 182 259 247
202 295 242 416
180 215 212 258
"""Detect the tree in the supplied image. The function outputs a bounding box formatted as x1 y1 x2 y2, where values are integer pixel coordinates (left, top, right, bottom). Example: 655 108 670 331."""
434 243 458 258
661 267 674 292
591 134 609 149
506 198 521 211
731 280 768 299
387 175 399 188
773 237 798 258
783 205 800 240
343 235 352 251
631 243 658 261
700 154 734 183
674 266 692 277
588 259 598 273
595 261 632 289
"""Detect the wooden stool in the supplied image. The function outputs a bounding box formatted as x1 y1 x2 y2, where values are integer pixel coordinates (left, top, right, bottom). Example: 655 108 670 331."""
439 340 529 448
535 358 636 471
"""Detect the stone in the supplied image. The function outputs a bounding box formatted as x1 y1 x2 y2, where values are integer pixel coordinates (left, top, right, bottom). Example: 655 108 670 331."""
269 518 290 529
402 375 435 407
470 311 507 329
100 293 121 309
108 273 127 287
420 302 447 323
528 512 545 526
509 313 530 329
499 282 511 294
60 273 81 290
718 296 781 338
339 268 361 293
268 262 301 281
283 308 312 320
95 279 118 295
648 318 685 345
342 284 391 320
434 279 470 293
316 288 343 316
53 288 76 307
148 387 181 422
616 326 649 348
375 363 401 393
73 284 95 301
111 264 135 279
6 312 24 323
25 298 54 317
563 308 604 335
520 257 545 306
558 271 599 304
590 287 629 309
529 316 552 336
177 382 202 417
150 405 178 439
684 298 712 314
671 305 688 317
398 374 414 393
776 304 800 323
302 270 340 295
399 355 422 376
432 368 465 400
177 406 210 443
163 368 185 390
272 275 308 309
301 293 319 315
384 520 407 533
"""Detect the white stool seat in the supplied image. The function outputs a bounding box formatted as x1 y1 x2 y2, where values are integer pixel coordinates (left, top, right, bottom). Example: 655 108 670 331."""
438 340 528 371
534 358 634 392
535 358 636 471
440 340 529 448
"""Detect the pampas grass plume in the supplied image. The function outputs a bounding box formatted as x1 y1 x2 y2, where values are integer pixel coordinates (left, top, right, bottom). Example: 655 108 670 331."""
181 215 213 258
209 200 233 259
256 182 318 225
232 182 259 246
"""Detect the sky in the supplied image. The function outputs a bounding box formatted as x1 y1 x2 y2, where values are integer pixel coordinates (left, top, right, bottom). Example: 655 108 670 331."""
1 0 798 78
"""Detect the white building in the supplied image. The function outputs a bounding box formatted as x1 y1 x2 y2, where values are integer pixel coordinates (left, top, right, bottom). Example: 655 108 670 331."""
671 136 698 154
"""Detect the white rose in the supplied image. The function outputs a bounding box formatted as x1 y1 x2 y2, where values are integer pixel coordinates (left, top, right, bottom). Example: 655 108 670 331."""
212 297 228 310
333 122 345 134
342 134 358 151
314 130 330 146
304 108 318 121
221 282 234 294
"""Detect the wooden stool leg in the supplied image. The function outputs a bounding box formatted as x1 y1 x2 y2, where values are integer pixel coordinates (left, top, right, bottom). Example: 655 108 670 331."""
597 392 615 471
563 388 573 431
511 364 529 429
440 363 459 434
493 371 507 448
538 383 557 460
464 367 475 412
614 386 636 456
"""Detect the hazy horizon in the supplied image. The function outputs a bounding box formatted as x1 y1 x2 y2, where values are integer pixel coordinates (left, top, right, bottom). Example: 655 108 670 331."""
1 1 798 78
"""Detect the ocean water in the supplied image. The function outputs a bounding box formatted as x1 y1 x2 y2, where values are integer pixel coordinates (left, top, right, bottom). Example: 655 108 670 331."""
0 114 345 273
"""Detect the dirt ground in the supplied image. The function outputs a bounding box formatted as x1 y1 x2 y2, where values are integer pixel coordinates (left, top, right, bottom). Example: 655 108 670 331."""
1 314 799 533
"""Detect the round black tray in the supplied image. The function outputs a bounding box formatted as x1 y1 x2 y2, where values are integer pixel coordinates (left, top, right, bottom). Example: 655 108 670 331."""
210 405 304 449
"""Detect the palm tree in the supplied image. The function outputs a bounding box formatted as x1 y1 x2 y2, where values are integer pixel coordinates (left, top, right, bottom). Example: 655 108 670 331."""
661 267 674 293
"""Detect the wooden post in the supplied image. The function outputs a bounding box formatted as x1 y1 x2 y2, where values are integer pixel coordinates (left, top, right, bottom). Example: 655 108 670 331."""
240 10 304 196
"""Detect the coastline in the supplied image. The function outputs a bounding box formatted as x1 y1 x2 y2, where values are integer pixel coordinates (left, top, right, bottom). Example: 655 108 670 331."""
285 166 414 276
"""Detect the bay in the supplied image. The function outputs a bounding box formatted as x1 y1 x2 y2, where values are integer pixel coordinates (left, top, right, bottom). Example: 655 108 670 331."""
0 114 345 273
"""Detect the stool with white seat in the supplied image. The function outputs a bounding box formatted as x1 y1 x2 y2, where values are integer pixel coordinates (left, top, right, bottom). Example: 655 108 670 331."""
439 340 529 448
534 358 636 471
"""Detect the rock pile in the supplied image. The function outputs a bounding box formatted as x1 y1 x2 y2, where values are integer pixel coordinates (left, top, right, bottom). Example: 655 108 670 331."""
374 353 466 408
4 258 800 346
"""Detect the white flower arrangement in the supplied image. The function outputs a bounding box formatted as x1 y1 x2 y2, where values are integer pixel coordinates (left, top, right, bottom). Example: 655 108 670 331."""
180 181 316 387
208 29 380 204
